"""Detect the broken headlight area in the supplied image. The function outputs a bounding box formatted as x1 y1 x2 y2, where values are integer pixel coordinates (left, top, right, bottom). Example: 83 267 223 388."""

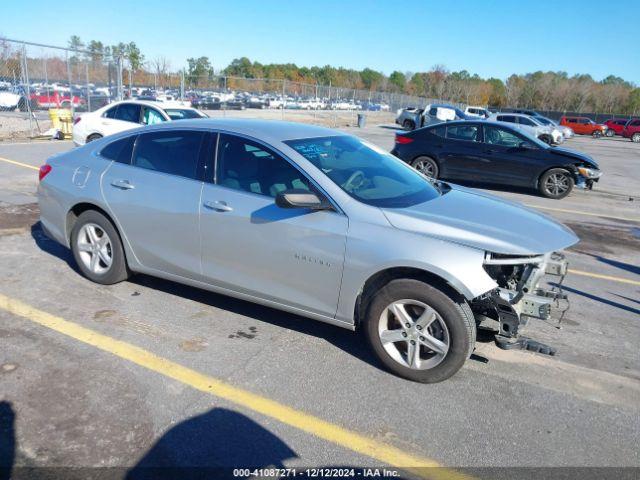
471 252 570 354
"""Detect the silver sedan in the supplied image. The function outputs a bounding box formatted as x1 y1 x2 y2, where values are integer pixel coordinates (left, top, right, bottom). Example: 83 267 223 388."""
38 119 578 382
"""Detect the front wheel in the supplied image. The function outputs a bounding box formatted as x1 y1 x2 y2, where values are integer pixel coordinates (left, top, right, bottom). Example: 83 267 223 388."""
592 130 603 138
86 133 103 143
605 129 615 137
538 134 551 145
411 156 439 178
71 210 129 284
363 279 475 383
539 168 574 199
631 133 640 143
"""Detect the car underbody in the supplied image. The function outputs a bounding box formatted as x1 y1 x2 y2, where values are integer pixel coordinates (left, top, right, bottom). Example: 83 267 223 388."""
471 252 569 354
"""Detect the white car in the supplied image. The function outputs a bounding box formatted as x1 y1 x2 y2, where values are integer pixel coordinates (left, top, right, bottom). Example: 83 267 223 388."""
72 100 207 146
0 89 22 111
488 113 563 144
535 116 574 139
464 106 489 118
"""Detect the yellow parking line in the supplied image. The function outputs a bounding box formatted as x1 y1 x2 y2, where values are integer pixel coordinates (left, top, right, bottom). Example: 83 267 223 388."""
0 156 39 171
0 293 470 480
525 204 639 223
568 269 640 287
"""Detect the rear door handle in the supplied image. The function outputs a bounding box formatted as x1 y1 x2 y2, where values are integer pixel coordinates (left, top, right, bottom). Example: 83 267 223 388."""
110 179 135 190
203 200 233 212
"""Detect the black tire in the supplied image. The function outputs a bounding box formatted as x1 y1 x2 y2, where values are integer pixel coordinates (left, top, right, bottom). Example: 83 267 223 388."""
592 130 602 138
411 156 439 178
538 168 574 199
403 119 416 131
363 279 475 383
86 133 103 143
605 129 615 137
70 210 129 285
632 133 640 143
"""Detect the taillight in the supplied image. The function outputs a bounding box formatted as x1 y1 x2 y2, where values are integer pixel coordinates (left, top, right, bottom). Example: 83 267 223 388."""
73 116 81 125
39 164 52 181
395 134 414 144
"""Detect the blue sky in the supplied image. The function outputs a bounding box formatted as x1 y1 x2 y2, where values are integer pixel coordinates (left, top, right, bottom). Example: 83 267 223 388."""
1 0 638 83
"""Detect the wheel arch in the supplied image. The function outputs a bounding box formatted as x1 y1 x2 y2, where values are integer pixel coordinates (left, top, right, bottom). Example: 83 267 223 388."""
354 266 466 328
67 202 117 243
535 165 577 189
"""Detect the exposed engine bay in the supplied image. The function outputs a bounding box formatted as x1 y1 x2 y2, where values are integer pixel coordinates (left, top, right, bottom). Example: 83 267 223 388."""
471 252 570 353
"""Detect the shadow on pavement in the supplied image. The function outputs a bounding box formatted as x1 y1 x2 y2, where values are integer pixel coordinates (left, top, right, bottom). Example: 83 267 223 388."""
553 283 640 316
125 408 297 480
29 221 384 374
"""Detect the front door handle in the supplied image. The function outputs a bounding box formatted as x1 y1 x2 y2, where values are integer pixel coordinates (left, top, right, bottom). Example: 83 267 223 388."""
110 179 135 190
203 200 233 212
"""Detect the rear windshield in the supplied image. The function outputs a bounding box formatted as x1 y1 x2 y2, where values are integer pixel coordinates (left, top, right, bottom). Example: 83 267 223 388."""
285 135 440 208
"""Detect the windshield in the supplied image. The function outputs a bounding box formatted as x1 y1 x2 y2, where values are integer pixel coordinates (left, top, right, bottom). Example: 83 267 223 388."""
535 117 553 126
164 109 206 120
285 135 441 208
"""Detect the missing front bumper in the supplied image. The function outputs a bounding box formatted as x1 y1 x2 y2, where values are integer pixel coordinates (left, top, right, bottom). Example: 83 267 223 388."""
473 252 570 339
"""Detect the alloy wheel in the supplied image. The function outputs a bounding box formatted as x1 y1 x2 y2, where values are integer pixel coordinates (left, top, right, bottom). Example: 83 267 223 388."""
544 172 570 197
414 159 436 177
76 223 113 275
377 299 450 370
632 133 640 143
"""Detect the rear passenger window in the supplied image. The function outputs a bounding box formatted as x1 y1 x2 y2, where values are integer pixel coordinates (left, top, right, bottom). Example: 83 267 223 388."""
103 106 118 119
100 135 136 164
114 104 141 123
132 130 204 180
216 134 311 197
430 126 446 138
446 125 479 142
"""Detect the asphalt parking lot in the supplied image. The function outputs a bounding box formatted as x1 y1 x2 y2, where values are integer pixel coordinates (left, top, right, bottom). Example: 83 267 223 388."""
0 122 638 479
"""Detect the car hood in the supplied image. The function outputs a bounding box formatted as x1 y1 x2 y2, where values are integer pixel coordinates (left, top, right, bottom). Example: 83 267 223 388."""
381 186 579 255
548 147 599 168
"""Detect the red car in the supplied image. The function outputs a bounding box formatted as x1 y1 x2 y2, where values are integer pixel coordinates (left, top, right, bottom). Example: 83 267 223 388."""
559 116 607 137
622 118 640 143
603 118 629 137
30 90 85 110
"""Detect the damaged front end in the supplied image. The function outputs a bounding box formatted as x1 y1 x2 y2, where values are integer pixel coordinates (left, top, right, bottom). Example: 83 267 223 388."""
471 251 570 354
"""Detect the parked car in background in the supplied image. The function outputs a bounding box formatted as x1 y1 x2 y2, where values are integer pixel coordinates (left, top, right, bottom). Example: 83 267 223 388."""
72 100 206 146
396 104 468 130
245 96 268 109
487 113 562 144
622 118 640 142
39 118 578 382
0 86 24 111
559 116 607 137
392 120 601 199
464 106 489 118
33 90 85 110
603 118 630 137
534 116 574 139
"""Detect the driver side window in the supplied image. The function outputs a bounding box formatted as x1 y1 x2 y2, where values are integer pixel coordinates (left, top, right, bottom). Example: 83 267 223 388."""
216 134 311 198
484 126 528 147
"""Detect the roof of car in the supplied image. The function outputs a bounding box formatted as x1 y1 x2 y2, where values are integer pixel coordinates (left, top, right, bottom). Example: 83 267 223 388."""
130 118 346 142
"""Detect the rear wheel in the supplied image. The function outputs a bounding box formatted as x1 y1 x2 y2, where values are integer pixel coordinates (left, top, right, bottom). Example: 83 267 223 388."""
605 129 615 137
411 156 439 178
403 119 415 131
86 133 103 143
539 168 574 199
363 279 475 383
592 130 603 138
70 210 129 284
632 133 640 143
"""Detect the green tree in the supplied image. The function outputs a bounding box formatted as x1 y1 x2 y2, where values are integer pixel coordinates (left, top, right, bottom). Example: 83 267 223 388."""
187 57 214 85
388 71 406 92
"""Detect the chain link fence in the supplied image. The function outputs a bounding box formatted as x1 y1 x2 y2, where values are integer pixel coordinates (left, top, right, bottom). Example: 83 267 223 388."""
1 37 444 139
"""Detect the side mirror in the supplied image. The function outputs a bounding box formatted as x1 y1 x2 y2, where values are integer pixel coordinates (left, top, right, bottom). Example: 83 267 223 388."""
275 189 332 210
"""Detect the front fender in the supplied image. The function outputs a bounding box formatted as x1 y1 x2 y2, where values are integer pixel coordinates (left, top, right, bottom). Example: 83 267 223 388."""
335 221 497 324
